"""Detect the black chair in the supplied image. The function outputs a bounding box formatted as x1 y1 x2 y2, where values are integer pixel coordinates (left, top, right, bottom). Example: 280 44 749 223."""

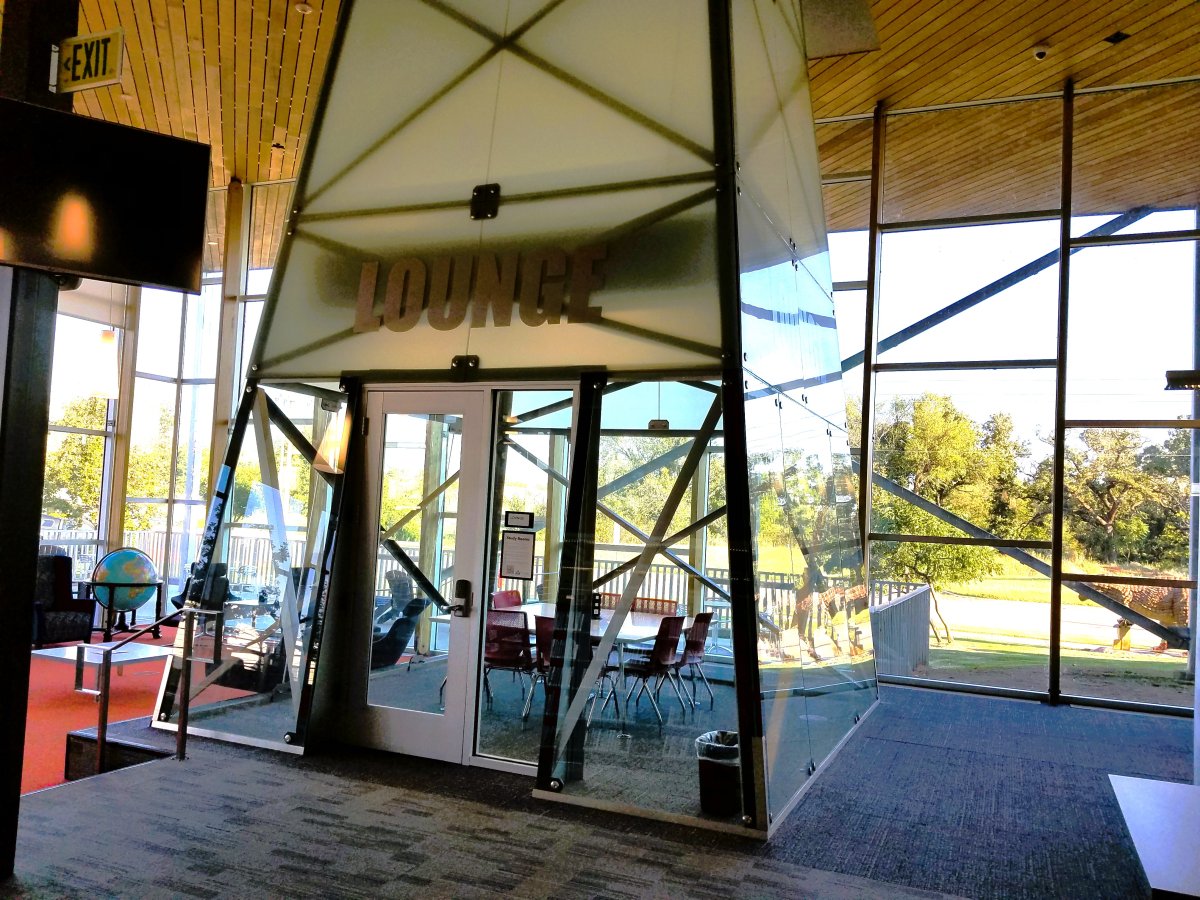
32 552 96 648
371 571 429 669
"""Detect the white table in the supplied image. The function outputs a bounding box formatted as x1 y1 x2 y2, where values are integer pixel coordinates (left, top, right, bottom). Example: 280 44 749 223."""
1110 775 1200 898
32 640 175 674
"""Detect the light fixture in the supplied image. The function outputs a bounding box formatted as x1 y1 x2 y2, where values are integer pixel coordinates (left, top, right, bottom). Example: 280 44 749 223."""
294 2 313 14
1165 370 1200 390
92 328 120 399
313 407 348 474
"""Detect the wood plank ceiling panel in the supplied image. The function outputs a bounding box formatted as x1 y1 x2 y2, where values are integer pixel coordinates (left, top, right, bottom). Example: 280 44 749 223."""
811 0 1200 229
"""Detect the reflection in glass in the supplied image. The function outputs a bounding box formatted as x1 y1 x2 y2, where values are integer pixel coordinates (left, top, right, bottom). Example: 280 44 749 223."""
366 412 461 714
161 388 345 747
546 381 738 821
477 390 573 764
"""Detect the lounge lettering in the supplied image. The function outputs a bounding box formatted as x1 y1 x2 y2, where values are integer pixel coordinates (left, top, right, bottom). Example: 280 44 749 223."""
353 244 605 334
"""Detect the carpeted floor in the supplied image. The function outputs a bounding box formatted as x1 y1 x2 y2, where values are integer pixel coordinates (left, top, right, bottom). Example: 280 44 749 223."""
22 631 250 794
5 685 1193 898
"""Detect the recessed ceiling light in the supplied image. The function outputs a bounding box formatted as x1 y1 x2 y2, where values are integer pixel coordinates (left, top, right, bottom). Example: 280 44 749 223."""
1103 31 1131 45
294 2 313 13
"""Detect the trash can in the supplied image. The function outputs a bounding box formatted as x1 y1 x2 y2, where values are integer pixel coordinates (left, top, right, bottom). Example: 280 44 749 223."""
696 730 740 817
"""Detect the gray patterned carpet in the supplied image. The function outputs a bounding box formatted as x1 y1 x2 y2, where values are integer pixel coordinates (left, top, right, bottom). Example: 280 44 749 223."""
4 686 1192 899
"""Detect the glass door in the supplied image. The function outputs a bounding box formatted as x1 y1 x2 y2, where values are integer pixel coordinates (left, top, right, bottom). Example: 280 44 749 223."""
352 388 487 763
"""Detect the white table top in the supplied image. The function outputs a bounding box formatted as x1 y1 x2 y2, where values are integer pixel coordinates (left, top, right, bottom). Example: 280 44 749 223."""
32 641 176 666
1110 775 1200 897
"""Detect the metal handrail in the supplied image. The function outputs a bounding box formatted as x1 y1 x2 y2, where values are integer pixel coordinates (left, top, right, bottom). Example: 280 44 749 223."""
74 604 216 774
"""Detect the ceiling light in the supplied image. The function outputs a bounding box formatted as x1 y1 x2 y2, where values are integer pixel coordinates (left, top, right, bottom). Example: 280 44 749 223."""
1103 31 1131 45
1165 370 1200 390
294 2 313 14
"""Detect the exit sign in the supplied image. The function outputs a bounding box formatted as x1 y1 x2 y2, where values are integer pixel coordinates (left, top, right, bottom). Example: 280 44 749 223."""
55 29 123 94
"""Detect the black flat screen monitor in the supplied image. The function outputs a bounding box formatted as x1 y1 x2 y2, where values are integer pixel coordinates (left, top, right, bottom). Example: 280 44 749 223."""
0 98 210 293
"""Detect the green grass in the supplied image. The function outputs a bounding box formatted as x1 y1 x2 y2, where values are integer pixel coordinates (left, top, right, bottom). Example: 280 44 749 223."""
928 636 1187 682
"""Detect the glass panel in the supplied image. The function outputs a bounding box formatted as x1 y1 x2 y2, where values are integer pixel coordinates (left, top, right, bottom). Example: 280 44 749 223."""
1072 83 1200 227
204 188 225 276
174 384 215 501
50 316 117 427
1060 427 1192 582
1065 238 1196 421
877 223 1060 364
249 182 293 271
869 541 1051 693
823 182 871 239
545 380 737 822
268 188 721 378
871 370 1055 539
732 0 826 267
239 299 264 381
816 120 873 181
882 100 1061 224
167 393 344 746
476 389 573 763
135 288 183 377
1058 578 1193 709
367 411 462 713
127 378 178 500
43 430 106 531
181 285 221 379
123 501 168 575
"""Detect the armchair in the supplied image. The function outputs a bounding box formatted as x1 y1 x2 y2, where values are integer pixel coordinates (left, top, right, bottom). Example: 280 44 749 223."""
32 552 96 648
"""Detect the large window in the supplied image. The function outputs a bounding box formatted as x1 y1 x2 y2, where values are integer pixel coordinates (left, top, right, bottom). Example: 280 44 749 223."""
41 314 121 580
124 282 222 596
829 82 1198 711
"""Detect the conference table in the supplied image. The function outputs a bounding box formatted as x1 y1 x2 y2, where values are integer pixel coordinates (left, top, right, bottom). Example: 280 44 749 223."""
433 601 689 680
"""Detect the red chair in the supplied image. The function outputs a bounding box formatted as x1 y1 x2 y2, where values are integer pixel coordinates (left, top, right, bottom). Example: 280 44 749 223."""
622 615 686 723
673 612 714 708
491 589 523 609
482 609 533 708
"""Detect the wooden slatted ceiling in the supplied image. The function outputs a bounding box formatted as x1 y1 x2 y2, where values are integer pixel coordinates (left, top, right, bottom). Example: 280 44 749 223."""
814 1 1200 230
2 1 1198 257
70 0 342 191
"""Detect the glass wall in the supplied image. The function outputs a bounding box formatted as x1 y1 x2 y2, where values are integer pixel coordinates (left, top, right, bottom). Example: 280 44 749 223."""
840 82 1197 710
475 389 574 763
732 0 874 825
157 384 347 747
42 314 121 580
542 380 738 821
124 282 221 597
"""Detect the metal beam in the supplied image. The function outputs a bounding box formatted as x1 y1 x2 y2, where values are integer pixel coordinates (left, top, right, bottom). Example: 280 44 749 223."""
841 205 1152 372
862 463 1187 649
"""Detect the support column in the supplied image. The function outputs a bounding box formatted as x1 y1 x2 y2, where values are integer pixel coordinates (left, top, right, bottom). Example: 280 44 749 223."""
209 179 247 502
0 0 80 878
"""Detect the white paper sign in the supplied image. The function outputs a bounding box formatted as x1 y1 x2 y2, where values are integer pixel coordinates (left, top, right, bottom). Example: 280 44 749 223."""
500 530 535 580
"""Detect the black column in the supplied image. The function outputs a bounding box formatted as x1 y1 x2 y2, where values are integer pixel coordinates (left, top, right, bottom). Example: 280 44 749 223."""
0 0 80 879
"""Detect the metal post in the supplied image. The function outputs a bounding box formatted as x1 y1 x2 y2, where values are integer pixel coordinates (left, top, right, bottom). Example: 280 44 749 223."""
176 611 195 761
1049 80 1075 703
95 649 113 774
858 101 887 578
1189 217 1199 687
0 2 78 877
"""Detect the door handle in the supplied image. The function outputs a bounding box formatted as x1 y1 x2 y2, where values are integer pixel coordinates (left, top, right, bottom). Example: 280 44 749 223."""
449 579 472 617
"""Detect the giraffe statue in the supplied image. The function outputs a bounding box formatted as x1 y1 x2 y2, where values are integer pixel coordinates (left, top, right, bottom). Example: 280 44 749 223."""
1098 583 1190 652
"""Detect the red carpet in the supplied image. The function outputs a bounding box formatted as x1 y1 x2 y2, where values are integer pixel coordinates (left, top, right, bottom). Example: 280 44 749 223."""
23 628 249 794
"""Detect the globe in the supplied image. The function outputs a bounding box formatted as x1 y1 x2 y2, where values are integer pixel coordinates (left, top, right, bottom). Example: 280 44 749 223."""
91 547 159 612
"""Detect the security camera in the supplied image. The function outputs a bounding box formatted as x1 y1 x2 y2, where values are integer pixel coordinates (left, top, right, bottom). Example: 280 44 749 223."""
1033 44 1049 61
